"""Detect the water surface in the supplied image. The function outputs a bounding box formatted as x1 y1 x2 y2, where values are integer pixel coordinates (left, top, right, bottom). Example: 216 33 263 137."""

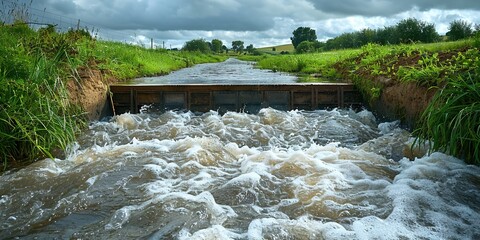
129 58 297 84
1 59 479 239
1 109 479 239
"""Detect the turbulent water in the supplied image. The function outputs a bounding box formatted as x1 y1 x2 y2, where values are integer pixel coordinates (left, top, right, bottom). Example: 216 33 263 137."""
1 108 479 239
129 58 297 84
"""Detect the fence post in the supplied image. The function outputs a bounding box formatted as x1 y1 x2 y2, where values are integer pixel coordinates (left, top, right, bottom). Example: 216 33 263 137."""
77 19 80 30
151 38 154 49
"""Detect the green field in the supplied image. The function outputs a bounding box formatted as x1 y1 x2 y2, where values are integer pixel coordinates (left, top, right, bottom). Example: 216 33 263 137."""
257 44 295 54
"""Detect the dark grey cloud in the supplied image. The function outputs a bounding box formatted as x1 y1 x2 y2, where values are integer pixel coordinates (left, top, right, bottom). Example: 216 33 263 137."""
307 0 480 17
27 0 294 31
48 0 76 14
9 0 480 48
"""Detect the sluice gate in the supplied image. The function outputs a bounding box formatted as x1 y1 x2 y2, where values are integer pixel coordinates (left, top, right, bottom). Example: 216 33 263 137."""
109 83 363 114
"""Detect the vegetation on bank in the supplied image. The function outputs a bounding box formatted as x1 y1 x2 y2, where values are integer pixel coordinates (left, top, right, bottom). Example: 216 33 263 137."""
242 37 480 164
0 23 226 170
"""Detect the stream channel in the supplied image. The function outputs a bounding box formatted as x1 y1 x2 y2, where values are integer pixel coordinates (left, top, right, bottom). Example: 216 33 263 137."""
1 58 479 239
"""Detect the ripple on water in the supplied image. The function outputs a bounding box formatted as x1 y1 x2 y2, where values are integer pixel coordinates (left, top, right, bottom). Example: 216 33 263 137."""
0 109 479 239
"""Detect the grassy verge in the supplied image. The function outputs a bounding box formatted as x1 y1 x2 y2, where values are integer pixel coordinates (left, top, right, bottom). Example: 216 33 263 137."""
79 41 227 80
239 49 360 79
0 23 226 170
414 74 480 164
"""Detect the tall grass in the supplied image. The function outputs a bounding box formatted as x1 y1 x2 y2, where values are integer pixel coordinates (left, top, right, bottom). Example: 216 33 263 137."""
254 49 360 78
0 27 85 167
0 23 227 169
414 74 480 164
85 41 228 80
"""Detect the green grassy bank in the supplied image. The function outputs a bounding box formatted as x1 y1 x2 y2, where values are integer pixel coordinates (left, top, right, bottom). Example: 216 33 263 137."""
0 24 226 170
242 38 480 164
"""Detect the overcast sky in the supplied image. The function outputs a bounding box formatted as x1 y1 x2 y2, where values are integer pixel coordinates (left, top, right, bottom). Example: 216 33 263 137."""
9 0 480 48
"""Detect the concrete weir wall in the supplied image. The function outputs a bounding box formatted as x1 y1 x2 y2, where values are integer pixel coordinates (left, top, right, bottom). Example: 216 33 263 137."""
109 83 363 114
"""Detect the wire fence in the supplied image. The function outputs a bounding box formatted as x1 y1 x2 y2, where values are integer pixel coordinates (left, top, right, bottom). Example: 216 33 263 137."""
1 0 170 49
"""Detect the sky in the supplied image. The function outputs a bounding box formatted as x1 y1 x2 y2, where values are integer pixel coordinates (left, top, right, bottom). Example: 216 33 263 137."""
6 0 480 49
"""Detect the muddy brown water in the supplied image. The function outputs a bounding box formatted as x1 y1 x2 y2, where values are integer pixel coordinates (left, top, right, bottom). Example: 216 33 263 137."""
1 59 479 239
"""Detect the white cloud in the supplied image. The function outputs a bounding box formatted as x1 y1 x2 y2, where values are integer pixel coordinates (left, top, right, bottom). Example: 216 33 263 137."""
16 0 480 48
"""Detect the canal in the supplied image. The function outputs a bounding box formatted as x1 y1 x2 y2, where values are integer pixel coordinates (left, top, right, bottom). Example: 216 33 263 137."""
0 59 479 239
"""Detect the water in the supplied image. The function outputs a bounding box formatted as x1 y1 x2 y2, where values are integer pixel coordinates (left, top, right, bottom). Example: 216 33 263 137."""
128 58 298 84
1 108 479 239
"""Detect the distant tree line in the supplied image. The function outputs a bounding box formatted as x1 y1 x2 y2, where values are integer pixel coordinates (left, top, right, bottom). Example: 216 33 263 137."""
292 18 480 53
182 38 257 54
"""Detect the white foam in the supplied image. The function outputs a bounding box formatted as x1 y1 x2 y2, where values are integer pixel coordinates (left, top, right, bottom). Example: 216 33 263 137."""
151 191 237 225
378 120 400 134
104 205 136 230
0 195 9 205
178 225 244 240
2 109 479 239
224 172 261 187
114 113 139 130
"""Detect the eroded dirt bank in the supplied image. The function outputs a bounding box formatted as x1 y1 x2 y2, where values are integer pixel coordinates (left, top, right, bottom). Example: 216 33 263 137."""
335 47 475 130
67 67 114 121
371 82 437 129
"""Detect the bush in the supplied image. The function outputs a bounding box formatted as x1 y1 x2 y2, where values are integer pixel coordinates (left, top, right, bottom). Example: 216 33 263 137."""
296 41 315 54
446 20 473 41
182 39 211 53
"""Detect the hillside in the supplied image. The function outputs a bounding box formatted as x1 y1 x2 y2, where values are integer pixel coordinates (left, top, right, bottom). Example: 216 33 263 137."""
257 44 294 54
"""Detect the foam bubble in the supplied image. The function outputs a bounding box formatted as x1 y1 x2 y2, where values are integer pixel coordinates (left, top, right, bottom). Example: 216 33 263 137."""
114 113 140 130
178 225 243 240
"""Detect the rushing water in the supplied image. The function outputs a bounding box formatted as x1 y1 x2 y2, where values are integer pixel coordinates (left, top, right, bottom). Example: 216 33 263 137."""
129 58 298 84
1 108 479 239
1 59 480 239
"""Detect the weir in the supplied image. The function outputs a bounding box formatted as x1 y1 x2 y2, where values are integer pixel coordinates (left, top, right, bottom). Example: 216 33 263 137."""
109 83 363 114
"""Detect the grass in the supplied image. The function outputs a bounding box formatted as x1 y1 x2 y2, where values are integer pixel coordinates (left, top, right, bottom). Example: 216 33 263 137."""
0 24 83 166
414 74 480 164
0 23 227 170
75 40 228 80
257 44 294 54
252 49 360 77
249 38 480 164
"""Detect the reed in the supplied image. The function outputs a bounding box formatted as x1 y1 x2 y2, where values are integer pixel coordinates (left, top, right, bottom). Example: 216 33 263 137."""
414 74 480 164
0 23 227 169
0 51 84 167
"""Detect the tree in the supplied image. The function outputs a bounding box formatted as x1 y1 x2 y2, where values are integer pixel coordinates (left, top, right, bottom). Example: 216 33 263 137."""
211 39 223 53
222 45 229 53
246 44 255 54
291 27 317 49
357 28 376 46
420 23 439 43
313 41 325 51
182 39 211 53
446 20 473 41
375 26 399 45
395 18 438 43
296 41 315 54
232 40 244 53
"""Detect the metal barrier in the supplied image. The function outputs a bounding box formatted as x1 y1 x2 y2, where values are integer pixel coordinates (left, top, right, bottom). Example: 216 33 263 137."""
109 83 363 114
